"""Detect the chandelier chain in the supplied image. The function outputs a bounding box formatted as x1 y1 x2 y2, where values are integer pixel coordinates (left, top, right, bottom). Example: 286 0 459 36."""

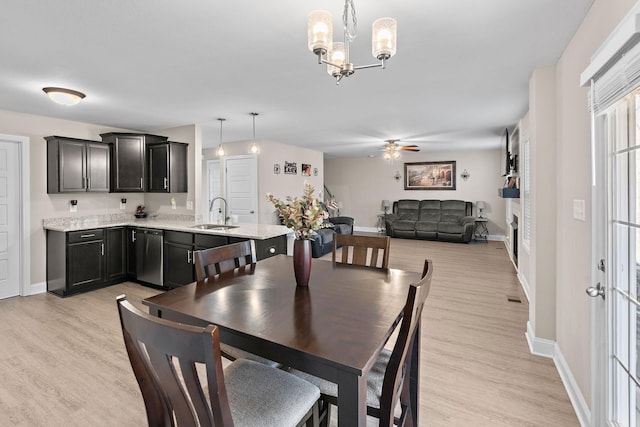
343 0 357 42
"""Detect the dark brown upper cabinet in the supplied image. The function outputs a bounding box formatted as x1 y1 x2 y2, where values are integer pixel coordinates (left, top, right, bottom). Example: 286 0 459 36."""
46 136 110 193
147 142 188 193
100 133 167 192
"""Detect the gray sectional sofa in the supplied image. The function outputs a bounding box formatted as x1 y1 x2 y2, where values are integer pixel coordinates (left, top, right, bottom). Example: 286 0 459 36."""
384 199 475 243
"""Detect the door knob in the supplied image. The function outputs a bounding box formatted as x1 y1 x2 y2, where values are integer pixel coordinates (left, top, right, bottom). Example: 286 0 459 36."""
586 283 605 300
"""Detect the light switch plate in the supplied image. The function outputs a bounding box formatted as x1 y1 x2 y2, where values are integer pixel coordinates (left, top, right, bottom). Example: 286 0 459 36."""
70 204 77 213
120 202 126 210
573 199 585 221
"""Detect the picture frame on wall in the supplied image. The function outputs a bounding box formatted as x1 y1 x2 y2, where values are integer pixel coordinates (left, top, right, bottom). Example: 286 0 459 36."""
404 161 456 190
273 163 280 174
284 161 297 175
302 164 311 176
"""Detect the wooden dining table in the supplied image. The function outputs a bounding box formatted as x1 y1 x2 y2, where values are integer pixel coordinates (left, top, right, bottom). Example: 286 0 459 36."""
143 255 422 426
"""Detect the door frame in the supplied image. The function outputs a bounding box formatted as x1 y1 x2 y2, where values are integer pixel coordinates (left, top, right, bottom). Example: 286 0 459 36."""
0 134 30 296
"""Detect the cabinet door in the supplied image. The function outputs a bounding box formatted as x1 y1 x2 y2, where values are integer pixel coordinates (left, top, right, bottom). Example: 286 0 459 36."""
163 241 194 287
86 143 110 192
113 136 144 192
169 143 188 193
68 240 104 289
147 144 169 192
59 140 86 192
106 228 126 280
255 235 287 261
126 228 137 278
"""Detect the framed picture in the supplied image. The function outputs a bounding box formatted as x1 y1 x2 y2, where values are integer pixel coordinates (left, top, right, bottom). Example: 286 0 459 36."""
273 163 280 174
404 161 456 190
302 163 311 176
284 161 297 175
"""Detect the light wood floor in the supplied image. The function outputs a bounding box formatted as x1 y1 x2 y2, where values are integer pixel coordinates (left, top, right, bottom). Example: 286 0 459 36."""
0 238 578 426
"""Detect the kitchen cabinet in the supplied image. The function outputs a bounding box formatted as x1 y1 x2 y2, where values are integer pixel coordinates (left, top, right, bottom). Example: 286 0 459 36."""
46 136 110 193
100 133 167 192
47 229 106 296
255 235 287 261
163 231 195 287
106 227 127 281
147 142 188 193
126 227 137 278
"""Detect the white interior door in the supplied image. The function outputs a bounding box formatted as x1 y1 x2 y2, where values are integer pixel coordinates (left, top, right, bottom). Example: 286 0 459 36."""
207 160 221 223
225 156 258 224
0 140 20 299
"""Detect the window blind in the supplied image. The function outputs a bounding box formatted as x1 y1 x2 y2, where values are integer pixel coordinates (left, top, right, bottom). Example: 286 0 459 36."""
592 36 640 114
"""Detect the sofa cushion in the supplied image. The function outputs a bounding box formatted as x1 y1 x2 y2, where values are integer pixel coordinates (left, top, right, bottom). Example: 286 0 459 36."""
396 200 420 221
393 220 417 231
440 200 468 223
438 222 463 234
415 221 438 232
333 224 351 235
418 200 440 221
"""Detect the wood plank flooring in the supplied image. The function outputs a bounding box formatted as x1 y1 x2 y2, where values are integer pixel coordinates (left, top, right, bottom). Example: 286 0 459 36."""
0 238 578 426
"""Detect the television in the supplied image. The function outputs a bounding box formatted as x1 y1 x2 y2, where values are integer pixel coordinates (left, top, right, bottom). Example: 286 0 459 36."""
500 127 509 176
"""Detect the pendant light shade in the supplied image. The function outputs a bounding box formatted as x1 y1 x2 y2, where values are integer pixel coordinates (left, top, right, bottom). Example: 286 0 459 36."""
372 18 397 60
42 87 86 106
308 10 333 55
248 112 260 154
216 118 226 157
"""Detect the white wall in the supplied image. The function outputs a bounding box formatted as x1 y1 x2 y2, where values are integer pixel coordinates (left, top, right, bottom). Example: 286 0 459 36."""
552 0 636 408
325 149 506 236
202 139 324 224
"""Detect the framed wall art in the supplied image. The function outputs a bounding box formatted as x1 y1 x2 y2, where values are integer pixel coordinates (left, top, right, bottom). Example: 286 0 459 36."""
302 163 311 176
284 161 297 175
404 161 456 190
273 163 280 174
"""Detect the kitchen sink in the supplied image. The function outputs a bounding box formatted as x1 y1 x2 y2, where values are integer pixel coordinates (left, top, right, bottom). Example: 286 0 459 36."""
190 224 239 231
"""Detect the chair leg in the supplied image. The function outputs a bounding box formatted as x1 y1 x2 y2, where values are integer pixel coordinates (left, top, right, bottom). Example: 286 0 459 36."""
318 398 331 427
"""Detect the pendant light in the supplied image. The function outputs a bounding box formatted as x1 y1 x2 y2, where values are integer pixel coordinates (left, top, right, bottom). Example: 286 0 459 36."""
216 118 226 157
249 112 259 154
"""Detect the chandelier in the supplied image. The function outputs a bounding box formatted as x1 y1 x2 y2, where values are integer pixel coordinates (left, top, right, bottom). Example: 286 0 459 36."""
307 0 397 84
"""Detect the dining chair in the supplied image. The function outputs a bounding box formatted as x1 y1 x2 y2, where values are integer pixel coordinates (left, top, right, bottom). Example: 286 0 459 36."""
193 240 281 368
332 234 391 269
194 240 257 281
291 259 434 427
116 295 320 427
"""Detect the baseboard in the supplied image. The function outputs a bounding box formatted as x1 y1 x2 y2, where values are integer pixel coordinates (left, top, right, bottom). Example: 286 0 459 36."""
354 226 379 233
553 344 591 427
27 281 46 295
526 321 555 358
518 271 530 302
487 234 505 241
525 322 590 427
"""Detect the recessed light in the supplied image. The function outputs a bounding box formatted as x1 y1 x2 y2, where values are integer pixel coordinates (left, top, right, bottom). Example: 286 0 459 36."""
42 87 86 106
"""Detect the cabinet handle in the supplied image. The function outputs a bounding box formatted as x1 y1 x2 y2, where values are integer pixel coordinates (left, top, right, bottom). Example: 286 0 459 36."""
81 234 96 238
132 230 136 242
140 177 143 189
87 177 91 189
101 243 104 256
163 177 168 190
187 250 192 264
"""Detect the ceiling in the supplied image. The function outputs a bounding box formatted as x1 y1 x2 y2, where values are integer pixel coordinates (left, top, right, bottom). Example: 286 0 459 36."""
0 0 593 158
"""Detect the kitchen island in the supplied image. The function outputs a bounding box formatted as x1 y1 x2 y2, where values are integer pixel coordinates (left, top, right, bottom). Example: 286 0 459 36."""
44 213 293 296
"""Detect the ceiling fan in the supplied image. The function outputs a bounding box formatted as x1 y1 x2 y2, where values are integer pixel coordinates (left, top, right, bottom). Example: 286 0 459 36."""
383 139 419 160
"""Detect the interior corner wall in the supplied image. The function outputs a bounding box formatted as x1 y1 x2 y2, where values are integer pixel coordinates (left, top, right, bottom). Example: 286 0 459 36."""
202 140 324 225
528 66 558 342
324 149 506 236
553 0 637 408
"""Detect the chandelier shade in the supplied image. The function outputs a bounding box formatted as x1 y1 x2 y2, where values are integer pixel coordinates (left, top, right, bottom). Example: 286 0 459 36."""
308 10 333 55
372 18 397 60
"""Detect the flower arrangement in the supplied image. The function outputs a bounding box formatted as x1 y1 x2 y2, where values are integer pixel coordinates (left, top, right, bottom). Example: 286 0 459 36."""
267 182 329 240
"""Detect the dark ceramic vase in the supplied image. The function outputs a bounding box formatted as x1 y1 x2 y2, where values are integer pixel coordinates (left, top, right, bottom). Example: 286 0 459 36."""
293 239 312 287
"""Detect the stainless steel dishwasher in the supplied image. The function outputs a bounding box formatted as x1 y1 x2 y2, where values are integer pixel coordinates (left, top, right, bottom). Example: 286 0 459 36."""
135 228 163 286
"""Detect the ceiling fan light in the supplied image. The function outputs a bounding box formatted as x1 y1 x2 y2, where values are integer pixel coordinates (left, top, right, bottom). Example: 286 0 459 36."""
308 10 333 55
393 150 401 160
327 42 345 77
372 18 397 60
42 87 86 106
383 151 391 160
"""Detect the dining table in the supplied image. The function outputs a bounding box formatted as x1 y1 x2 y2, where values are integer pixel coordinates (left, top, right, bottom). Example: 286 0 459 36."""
143 254 422 426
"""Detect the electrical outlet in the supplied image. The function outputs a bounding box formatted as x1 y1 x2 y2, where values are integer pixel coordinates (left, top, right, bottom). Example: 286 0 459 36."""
70 200 78 212
186 200 193 210
171 197 177 210
573 199 585 221
120 201 126 210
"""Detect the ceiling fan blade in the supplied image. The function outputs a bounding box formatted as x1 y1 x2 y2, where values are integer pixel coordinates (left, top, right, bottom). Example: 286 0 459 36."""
400 147 420 152
400 144 418 148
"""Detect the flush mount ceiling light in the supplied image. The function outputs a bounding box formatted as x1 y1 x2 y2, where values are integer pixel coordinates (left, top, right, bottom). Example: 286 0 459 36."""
249 112 259 154
308 0 397 84
216 118 226 157
42 87 86 106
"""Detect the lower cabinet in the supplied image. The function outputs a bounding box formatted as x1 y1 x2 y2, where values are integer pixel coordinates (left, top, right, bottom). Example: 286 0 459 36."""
163 231 196 288
47 229 106 297
255 235 287 261
126 227 137 278
106 227 127 281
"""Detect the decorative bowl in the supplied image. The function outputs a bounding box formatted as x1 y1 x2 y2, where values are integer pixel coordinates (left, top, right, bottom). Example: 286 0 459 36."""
134 213 148 219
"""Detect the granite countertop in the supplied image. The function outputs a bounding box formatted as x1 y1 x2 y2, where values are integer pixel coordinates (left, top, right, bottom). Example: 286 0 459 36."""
43 213 293 240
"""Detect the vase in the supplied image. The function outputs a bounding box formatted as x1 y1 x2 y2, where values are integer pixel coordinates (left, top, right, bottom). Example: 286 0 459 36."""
293 239 312 287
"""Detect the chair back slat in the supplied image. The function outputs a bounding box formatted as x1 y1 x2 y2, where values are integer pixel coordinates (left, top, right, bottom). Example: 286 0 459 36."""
379 259 433 426
116 295 234 427
333 234 391 269
195 240 257 280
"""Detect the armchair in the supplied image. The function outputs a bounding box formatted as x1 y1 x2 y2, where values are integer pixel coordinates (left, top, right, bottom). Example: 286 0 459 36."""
311 203 355 258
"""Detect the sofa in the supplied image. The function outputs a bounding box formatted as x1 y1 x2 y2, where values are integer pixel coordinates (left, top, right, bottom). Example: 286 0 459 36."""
384 200 475 243
311 204 354 258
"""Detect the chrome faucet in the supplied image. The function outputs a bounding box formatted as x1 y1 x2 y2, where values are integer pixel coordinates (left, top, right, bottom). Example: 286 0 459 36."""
209 197 229 224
